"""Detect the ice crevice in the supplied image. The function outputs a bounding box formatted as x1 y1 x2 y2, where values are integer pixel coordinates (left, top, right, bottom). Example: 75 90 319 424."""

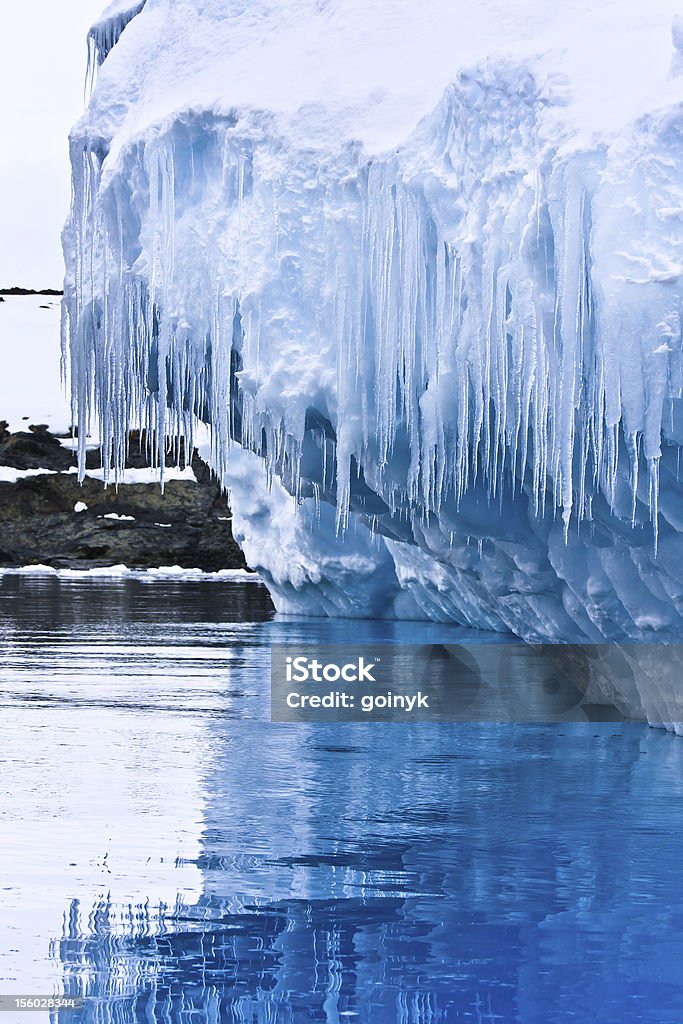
64 1 683 665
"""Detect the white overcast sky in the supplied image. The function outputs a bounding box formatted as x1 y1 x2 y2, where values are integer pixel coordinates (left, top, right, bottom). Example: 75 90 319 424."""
0 1 104 288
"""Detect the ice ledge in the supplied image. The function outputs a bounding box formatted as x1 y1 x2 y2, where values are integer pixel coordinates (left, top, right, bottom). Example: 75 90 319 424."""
87 0 147 90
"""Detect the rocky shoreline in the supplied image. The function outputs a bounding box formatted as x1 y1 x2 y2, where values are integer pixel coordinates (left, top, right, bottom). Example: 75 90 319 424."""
0 422 250 573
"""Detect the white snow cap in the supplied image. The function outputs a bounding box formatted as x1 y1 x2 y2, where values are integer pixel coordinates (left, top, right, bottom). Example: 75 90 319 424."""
80 0 683 154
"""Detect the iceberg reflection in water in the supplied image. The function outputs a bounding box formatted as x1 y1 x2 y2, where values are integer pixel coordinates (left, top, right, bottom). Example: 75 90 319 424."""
0 575 682 1023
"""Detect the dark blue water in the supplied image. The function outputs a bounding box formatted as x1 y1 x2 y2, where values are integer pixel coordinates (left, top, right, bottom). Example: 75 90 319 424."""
0 573 682 1023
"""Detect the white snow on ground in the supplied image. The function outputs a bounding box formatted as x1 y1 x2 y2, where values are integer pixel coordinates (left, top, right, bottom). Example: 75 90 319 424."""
0 467 58 483
58 437 100 450
0 465 196 484
0 564 259 580
80 465 197 484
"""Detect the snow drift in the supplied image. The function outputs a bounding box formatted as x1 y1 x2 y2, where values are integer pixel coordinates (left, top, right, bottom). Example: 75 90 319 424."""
64 0 683 647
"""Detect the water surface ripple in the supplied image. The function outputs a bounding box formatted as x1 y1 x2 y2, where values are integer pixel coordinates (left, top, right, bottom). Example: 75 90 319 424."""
0 575 682 1023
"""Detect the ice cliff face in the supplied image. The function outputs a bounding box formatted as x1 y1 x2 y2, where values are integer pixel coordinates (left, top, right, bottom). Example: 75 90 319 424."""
64 0 683 642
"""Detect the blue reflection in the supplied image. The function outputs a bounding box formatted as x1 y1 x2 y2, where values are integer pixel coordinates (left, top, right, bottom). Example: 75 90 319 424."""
0 576 681 1023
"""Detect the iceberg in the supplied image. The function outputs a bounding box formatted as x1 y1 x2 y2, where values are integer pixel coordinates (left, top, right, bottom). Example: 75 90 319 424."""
64 0 683 643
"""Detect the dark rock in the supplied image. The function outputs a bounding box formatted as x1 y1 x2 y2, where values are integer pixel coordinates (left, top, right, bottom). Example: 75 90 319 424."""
0 475 247 571
0 430 75 471
0 287 63 296
0 424 253 573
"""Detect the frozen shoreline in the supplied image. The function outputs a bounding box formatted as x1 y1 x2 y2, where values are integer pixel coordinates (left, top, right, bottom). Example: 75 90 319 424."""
0 563 261 581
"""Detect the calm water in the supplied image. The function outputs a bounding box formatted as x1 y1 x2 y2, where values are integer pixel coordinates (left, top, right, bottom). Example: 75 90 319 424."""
0 574 682 1024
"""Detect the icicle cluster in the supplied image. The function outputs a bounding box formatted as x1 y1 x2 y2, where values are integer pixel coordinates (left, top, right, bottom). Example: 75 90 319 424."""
64 59 683 563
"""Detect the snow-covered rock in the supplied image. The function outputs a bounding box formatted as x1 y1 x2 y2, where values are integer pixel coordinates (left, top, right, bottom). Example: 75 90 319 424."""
64 0 683 653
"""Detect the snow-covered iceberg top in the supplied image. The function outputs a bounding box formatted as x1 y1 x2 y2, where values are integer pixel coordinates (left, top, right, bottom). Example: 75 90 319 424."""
64 0 683 653
80 0 683 156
